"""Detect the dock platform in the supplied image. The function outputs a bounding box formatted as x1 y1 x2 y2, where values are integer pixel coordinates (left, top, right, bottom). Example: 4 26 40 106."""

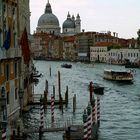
63 124 98 140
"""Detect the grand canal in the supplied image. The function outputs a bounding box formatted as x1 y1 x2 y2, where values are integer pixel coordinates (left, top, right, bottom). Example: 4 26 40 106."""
23 60 140 140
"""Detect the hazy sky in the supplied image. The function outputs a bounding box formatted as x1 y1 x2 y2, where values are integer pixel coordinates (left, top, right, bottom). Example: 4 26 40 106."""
30 0 140 39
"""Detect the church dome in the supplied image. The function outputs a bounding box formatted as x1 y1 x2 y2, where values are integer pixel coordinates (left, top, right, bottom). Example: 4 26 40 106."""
63 12 75 28
38 13 59 26
37 0 60 34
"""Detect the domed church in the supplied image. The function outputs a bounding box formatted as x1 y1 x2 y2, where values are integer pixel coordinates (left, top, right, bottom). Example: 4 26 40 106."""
36 0 81 36
37 0 60 35
63 12 81 36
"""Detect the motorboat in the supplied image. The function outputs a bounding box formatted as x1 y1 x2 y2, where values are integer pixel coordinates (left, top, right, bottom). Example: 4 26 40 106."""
103 69 133 82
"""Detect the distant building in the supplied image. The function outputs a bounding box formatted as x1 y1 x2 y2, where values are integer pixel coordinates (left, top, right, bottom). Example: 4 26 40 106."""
107 48 140 64
32 0 81 59
31 0 140 64
90 43 108 63
62 12 81 36
36 1 60 35
75 32 95 61
63 36 77 60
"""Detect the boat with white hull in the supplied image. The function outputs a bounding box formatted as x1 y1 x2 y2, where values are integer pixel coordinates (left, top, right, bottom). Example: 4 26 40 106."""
103 69 133 82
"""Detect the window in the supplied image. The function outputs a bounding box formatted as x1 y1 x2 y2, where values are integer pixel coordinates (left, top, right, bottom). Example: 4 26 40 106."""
0 29 2 47
12 7 15 15
15 88 17 100
0 62 1 76
14 62 17 77
3 4 6 13
7 92 9 104
6 64 10 81
18 60 21 76
3 19 7 39
14 33 16 47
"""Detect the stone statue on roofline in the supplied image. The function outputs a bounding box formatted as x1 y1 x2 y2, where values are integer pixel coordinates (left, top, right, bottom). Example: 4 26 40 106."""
137 29 140 48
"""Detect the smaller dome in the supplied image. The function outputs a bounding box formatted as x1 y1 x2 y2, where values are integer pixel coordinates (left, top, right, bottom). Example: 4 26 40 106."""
63 18 75 28
63 12 75 29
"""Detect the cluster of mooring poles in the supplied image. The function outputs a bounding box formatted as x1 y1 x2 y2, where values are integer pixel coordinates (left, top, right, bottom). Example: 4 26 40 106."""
30 69 77 140
63 81 101 140
83 81 100 140
14 66 102 140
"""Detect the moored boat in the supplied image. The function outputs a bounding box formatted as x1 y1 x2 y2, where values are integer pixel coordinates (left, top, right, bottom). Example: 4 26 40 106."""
103 69 133 82
125 64 139 68
61 63 72 69
89 83 104 95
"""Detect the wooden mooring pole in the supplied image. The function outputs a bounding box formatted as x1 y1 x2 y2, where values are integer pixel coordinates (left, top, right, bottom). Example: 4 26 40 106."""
50 65 51 77
58 71 61 101
73 94 76 113
83 109 88 140
60 94 63 114
66 126 71 140
39 126 43 140
91 95 96 126
86 103 92 138
90 81 93 103
51 94 55 123
44 90 47 109
65 86 68 107
97 96 100 127
45 80 48 93
53 85 55 99
39 96 44 140
58 71 63 111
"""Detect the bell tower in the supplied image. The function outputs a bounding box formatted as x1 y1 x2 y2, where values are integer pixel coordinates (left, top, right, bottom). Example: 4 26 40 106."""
75 13 81 33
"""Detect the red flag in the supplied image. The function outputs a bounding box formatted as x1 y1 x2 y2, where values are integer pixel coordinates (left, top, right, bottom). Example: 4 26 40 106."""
20 27 31 65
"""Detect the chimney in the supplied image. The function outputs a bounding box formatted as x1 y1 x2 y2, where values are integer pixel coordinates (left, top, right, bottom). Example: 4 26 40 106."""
107 31 111 36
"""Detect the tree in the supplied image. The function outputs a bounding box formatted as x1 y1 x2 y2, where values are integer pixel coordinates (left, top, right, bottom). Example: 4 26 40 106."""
107 44 121 51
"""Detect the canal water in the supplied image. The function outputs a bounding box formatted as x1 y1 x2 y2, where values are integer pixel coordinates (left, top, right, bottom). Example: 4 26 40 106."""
23 60 140 140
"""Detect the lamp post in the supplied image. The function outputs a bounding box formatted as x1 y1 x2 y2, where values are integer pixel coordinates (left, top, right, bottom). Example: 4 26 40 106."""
18 89 24 117
0 87 7 140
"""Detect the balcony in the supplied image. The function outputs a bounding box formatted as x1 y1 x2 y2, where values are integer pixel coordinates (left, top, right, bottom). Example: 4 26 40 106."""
6 47 22 58
0 48 6 59
0 47 22 60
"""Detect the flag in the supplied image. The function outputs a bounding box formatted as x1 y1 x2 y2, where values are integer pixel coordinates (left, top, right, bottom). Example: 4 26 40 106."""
3 28 11 50
20 27 31 65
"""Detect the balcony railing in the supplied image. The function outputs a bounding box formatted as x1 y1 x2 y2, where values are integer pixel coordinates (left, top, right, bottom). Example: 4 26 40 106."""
0 47 22 59
0 48 6 59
